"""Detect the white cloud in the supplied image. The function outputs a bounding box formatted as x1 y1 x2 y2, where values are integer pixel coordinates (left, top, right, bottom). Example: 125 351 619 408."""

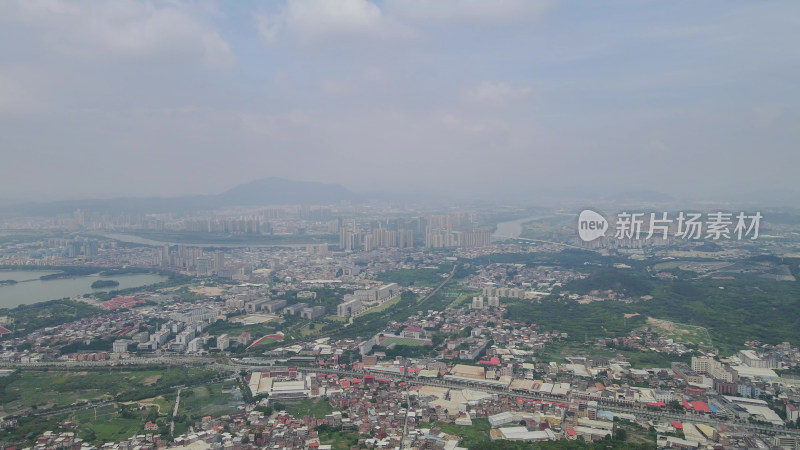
0 67 53 113
254 12 282 46
254 0 413 46
0 0 234 68
384 0 554 24
465 81 532 106
239 110 309 138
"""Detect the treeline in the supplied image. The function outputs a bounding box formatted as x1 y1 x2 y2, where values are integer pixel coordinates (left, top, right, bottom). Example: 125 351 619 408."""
376 267 452 287
507 272 800 353
465 249 618 270
39 367 218 402
0 370 21 403
0 299 106 335
565 269 653 297
91 279 119 289
505 299 645 340
0 416 61 446
59 338 114 355
37 266 99 280
91 271 191 302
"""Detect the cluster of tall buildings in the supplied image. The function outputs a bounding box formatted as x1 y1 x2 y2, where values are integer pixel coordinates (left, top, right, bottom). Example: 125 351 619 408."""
336 214 491 251
482 286 526 299
158 245 225 276
54 238 99 258
182 217 265 234
423 213 491 249
425 226 491 249
337 283 400 317
339 221 415 252
470 296 500 309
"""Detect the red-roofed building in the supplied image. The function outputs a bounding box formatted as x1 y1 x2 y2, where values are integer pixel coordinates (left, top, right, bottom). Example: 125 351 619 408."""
671 421 683 430
402 326 424 339
102 297 145 310
787 404 800 422
0 325 11 336
691 401 711 414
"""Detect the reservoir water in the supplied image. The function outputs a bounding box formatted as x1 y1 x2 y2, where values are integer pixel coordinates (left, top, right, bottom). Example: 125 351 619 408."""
0 270 168 308
492 216 543 239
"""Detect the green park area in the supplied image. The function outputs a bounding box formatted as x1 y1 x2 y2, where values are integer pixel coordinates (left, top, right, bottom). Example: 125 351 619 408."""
375 267 451 287
0 367 219 444
431 418 491 448
178 381 242 418
381 337 427 347
276 397 334 420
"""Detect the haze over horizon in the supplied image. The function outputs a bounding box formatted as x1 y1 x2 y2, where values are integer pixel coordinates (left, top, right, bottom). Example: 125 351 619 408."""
1 0 799 203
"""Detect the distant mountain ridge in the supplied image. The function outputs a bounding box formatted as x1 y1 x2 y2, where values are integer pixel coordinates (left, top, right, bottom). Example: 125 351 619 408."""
218 177 360 206
1 177 360 216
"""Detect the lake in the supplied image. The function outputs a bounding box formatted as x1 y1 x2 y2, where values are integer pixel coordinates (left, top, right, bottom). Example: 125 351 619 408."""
0 270 169 308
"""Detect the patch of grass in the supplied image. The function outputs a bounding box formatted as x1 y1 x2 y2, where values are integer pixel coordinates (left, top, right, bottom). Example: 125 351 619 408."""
206 320 277 337
281 397 334 419
298 323 322 337
318 430 359 449
250 337 277 347
615 420 657 446
431 418 491 448
447 291 481 309
151 395 173 414
381 337 425 347
72 403 158 443
89 418 144 441
178 382 241 419
644 317 712 347
376 267 451 287
358 295 402 316
1 368 217 416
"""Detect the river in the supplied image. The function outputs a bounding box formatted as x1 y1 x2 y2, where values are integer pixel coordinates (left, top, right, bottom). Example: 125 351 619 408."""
492 216 546 240
0 270 168 308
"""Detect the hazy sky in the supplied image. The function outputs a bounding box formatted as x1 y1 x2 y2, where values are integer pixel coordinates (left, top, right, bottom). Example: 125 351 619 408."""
1 0 799 201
